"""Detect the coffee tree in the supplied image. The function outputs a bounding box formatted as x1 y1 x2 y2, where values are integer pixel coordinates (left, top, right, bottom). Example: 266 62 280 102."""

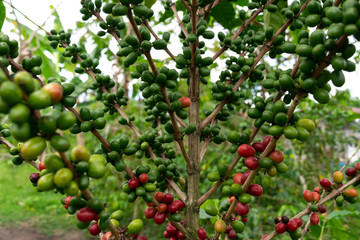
0 0 360 239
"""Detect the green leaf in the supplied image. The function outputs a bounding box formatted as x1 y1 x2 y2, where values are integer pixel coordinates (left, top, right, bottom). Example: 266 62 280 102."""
132 83 139 98
263 0 287 32
328 210 360 220
210 1 239 30
199 209 213 219
236 0 249 7
144 0 156 8
0 1 5 31
346 113 360 122
34 49 60 79
49 6 64 32
264 10 287 32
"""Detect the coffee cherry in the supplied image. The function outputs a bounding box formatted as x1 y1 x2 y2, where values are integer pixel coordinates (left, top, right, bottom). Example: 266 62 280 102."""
287 220 298 231
313 187 321 193
163 231 171 238
154 192 164 202
128 178 140 189
310 213 319 225
228 229 237 239
281 215 289 224
247 184 263 197
89 222 101 236
162 193 174 204
197 227 207 239
139 173 149 184
345 167 357 177
318 205 327 213
312 192 320 202
166 224 177 235
293 218 302 227
274 216 282 224
269 150 284 163
263 136 275 151
172 200 185 210
39 161 46 171
275 222 287 233
261 235 269 240
320 178 332 190
333 171 343 184
167 202 179 213
355 162 360 171
154 212 166 224
343 188 358 198
157 203 167 213
237 144 256 158
240 171 251 185
136 236 147 240
303 190 314 202
245 156 258 170
233 172 243 185
177 231 185 239
144 206 156 219
214 219 226 233
29 172 40 183
252 142 264 152
241 217 248 223
235 202 249 216
178 97 191 108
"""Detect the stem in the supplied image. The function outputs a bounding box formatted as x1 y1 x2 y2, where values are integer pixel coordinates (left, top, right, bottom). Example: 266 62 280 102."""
180 0 192 12
199 119 216 162
0 136 39 170
142 20 177 61
3 0 51 35
339 144 360 172
170 1 189 37
212 0 275 61
186 1 201 237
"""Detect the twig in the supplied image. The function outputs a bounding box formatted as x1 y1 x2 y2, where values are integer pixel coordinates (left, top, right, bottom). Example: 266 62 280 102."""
264 173 360 240
212 0 275 61
339 144 360 172
200 0 222 20
200 0 312 131
170 1 189 37
3 0 51 35
126 10 192 169
142 20 176 61
0 136 39 170
180 0 192 12
199 118 216 163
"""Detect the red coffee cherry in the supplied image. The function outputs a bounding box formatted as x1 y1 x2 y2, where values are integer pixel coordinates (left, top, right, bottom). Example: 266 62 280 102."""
245 156 258 170
310 213 320 225
287 220 298 232
275 222 287 233
320 178 332 190
237 144 256 158
303 190 314 202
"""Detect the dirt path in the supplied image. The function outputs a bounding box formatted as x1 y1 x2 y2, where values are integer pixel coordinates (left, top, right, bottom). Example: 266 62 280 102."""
0 222 92 240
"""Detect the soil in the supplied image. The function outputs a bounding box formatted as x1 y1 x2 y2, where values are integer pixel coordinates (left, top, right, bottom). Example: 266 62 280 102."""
0 221 92 240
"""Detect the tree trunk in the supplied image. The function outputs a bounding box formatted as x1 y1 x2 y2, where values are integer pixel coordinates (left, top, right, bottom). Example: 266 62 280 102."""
186 4 200 237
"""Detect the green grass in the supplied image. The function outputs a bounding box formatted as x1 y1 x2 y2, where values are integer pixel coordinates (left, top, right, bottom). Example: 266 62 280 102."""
0 157 84 236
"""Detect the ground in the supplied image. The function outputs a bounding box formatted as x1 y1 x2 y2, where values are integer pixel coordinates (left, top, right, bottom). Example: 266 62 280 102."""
0 221 89 240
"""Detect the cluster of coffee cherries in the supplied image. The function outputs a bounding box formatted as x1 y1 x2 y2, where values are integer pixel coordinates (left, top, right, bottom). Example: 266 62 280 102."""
163 221 186 240
237 136 288 177
122 169 157 203
273 215 303 238
144 192 184 224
